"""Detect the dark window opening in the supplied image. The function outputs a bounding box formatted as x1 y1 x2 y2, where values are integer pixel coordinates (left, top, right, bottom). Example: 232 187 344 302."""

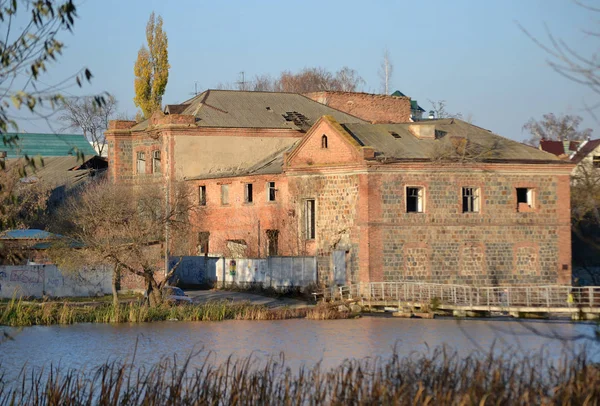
406 187 423 213
516 187 534 211
462 187 479 213
321 134 328 148
198 232 210 255
389 131 401 139
266 229 279 256
305 199 316 240
268 182 276 201
198 185 206 206
593 156 600 168
245 183 253 203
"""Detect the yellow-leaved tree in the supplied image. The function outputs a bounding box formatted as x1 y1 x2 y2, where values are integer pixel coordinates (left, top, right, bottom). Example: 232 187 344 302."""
133 12 169 119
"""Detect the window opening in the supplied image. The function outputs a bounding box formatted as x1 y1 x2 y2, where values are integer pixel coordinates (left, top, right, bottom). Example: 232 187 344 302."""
136 151 145 174
245 183 253 203
406 187 424 213
152 150 161 173
198 232 210 255
198 185 206 206
321 134 328 148
516 187 534 211
221 184 229 205
305 199 316 239
267 182 276 201
462 187 480 213
593 156 600 168
266 229 279 256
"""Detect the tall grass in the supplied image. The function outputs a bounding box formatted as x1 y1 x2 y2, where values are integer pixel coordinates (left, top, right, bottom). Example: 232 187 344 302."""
1 348 598 405
0 298 351 326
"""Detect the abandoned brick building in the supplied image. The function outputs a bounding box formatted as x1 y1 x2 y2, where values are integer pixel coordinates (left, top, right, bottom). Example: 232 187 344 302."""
106 90 573 285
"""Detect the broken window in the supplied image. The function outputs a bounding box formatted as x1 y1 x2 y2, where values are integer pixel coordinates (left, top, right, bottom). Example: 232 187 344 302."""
516 187 534 211
321 134 328 148
221 184 229 205
593 156 600 168
245 183 253 203
136 151 145 174
198 232 210 255
266 229 279 256
406 187 424 213
267 181 276 202
198 185 206 206
152 150 161 173
462 187 480 213
305 199 316 240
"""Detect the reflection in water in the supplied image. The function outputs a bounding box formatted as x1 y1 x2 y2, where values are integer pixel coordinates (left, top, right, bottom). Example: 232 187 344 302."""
0 316 598 382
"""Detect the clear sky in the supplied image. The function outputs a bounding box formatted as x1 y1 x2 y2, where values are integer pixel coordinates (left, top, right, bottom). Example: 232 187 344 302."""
14 0 599 142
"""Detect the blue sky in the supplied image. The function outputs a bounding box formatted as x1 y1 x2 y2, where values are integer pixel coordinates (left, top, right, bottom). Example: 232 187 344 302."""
14 0 599 142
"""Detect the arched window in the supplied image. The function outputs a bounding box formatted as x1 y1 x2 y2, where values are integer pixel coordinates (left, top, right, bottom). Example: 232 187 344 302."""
321 134 328 149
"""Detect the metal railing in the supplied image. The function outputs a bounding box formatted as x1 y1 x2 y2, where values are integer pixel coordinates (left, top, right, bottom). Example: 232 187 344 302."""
316 282 600 309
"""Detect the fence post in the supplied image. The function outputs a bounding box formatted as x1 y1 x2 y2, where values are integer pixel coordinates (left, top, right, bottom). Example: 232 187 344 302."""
546 286 550 308
590 287 594 307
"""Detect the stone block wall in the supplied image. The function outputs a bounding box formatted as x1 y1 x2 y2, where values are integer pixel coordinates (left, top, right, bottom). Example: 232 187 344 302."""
370 168 572 285
289 173 361 284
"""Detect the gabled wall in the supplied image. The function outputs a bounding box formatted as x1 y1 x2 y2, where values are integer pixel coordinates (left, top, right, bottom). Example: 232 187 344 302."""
286 117 364 169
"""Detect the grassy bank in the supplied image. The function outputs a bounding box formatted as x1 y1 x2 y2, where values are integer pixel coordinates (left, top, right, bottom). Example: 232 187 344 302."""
1 348 598 404
0 298 351 326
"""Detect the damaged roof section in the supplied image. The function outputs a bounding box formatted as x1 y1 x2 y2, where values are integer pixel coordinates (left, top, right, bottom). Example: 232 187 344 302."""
132 90 366 131
186 143 297 180
342 119 565 163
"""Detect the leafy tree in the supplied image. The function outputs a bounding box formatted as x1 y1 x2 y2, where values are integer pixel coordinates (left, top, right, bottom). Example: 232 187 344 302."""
59 95 117 156
523 113 592 146
133 12 169 118
0 0 94 138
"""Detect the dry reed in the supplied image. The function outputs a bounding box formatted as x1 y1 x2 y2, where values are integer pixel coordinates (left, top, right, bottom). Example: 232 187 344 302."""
0 347 597 405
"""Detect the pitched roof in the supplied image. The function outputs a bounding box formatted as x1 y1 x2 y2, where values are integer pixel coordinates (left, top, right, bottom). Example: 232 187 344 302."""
186 143 297 180
571 139 600 164
6 155 106 189
132 90 367 131
342 119 564 162
1 133 97 158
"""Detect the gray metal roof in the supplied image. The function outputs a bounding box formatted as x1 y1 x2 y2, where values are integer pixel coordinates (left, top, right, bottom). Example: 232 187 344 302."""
7 156 103 189
132 90 366 131
342 119 564 162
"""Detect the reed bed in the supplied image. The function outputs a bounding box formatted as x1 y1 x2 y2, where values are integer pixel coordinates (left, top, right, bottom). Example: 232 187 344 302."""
0 348 598 405
0 298 352 326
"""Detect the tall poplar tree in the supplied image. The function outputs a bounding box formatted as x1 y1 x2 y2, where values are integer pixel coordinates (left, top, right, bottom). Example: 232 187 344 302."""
133 12 169 119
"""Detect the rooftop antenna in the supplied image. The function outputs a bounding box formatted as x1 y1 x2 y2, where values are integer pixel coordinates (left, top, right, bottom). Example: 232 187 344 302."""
236 71 248 90
190 81 201 96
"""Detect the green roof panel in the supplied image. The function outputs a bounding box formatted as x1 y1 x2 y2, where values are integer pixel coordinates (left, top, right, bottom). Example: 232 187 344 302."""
1 133 97 158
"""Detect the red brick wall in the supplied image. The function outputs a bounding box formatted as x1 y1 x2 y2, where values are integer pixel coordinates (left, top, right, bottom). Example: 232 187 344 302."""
304 91 411 123
286 119 362 168
189 174 293 258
